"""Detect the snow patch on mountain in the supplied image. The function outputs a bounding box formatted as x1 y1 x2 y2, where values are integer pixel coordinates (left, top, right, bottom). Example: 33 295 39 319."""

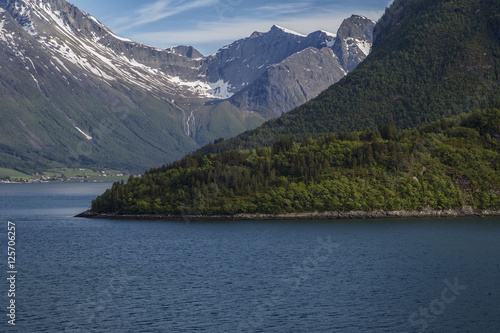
326 39 336 47
273 25 306 37
320 30 336 37
45 37 113 80
53 57 70 73
209 79 233 99
168 76 216 98
0 12 6 34
14 1 209 98
87 14 103 27
22 21 36 35
108 31 132 43
356 39 372 56
14 1 28 16
13 1 37 35
344 37 372 57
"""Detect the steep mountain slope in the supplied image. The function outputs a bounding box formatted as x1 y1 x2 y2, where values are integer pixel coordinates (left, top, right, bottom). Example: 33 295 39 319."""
227 16 375 118
203 0 500 153
0 0 205 172
0 0 374 172
229 47 346 118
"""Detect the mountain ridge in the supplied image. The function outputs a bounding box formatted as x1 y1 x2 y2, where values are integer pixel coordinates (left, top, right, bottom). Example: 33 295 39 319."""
0 0 375 172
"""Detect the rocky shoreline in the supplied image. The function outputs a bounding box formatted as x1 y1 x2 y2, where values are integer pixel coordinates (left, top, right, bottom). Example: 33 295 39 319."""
75 206 500 221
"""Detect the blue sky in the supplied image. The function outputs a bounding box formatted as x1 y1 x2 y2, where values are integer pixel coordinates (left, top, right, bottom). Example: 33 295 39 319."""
68 0 393 55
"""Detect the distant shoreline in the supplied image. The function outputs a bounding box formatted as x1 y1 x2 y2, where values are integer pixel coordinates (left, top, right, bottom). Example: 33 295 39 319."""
0 180 115 184
76 206 500 221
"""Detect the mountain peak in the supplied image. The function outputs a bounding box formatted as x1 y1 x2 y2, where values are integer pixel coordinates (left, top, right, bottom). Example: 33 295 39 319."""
350 14 370 20
250 31 262 39
319 30 336 37
336 14 376 41
270 25 306 37
307 29 336 40
166 45 204 59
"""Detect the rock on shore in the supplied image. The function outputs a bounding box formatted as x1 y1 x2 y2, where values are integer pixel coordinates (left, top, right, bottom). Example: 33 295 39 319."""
75 206 500 221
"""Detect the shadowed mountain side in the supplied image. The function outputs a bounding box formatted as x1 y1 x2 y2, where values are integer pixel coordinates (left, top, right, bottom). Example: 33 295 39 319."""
230 47 346 118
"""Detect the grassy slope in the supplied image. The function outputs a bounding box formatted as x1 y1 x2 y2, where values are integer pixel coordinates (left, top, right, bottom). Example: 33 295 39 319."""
0 86 267 174
194 102 266 144
0 168 31 179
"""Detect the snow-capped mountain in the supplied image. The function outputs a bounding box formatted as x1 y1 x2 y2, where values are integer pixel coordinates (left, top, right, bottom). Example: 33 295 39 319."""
229 15 375 117
205 25 336 99
332 14 375 72
0 0 375 172
0 0 213 98
207 17 375 109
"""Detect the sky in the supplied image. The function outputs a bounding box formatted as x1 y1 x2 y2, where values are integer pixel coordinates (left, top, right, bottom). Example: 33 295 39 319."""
68 0 394 55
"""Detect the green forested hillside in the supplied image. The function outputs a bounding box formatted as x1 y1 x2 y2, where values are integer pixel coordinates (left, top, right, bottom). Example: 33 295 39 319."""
91 108 500 215
200 0 500 154
89 0 500 216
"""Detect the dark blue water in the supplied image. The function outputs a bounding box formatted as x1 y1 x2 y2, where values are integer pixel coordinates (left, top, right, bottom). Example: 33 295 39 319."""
1 183 499 333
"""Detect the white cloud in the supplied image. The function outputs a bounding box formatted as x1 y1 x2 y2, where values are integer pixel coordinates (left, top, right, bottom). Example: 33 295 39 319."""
114 0 218 29
255 3 312 16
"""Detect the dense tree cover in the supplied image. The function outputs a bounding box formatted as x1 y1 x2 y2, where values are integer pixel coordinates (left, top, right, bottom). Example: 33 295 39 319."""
91 108 500 215
198 0 500 155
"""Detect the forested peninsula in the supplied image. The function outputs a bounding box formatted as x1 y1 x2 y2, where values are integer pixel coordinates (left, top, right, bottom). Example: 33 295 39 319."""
84 108 500 219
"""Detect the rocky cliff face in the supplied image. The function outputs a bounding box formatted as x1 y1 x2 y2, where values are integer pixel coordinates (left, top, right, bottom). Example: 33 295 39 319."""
332 15 375 72
230 47 346 118
204 25 337 99
0 0 375 172
229 15 376 117
166 45 204 59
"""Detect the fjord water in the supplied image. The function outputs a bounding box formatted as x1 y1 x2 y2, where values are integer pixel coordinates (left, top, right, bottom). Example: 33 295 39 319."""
1 183 499 332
